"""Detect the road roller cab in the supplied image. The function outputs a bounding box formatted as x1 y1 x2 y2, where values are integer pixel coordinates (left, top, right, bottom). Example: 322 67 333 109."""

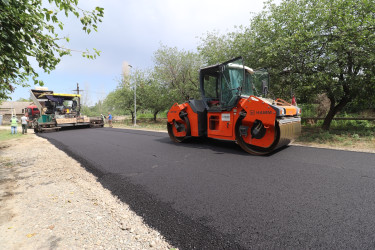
167 57 301 155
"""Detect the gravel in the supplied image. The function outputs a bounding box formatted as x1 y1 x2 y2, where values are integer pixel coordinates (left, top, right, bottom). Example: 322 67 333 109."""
0 132 175 250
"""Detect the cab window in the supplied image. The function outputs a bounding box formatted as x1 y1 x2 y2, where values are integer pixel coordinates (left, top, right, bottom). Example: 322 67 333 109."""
203 75 219 99
220 58 244 109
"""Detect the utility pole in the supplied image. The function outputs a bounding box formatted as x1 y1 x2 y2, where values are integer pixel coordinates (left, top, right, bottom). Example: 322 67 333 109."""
133 67 136 127
122 62 135 126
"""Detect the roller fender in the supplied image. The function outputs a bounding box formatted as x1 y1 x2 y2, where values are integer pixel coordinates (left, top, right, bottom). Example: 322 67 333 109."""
237 96 278 148
167 102 188 124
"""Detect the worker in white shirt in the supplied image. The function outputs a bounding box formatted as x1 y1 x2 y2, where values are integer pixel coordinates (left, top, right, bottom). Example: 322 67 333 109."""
21 114 28 134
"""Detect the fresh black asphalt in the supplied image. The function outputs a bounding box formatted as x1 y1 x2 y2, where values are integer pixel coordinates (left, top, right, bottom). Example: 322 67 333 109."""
39 127 375 249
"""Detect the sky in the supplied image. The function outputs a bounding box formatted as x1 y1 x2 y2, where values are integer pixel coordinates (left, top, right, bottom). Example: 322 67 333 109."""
10 0 280 105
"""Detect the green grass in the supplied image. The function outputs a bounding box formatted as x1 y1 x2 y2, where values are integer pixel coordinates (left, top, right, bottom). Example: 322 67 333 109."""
302 117 374 129
299 104 318 118
136 111 168 119
296 122 375 150
0 129 25 141
302 119 375 136
113 118 167 131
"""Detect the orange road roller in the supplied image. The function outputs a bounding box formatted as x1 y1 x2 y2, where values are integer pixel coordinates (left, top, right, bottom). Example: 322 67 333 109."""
167 57 301 155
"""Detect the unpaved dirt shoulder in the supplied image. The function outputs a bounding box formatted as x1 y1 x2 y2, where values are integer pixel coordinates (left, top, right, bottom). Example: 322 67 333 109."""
0 133 174 250
292 142 375 153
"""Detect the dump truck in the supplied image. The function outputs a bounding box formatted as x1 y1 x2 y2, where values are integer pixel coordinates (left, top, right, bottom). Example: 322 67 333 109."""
30 88 104 133
167 57 301 155
24 104 40 128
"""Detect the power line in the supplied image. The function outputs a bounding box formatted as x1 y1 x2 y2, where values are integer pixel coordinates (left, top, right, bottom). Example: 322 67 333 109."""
71 83 84 95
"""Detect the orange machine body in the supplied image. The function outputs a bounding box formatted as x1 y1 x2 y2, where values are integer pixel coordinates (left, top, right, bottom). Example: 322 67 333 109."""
167 96 299 148
167 57 301 155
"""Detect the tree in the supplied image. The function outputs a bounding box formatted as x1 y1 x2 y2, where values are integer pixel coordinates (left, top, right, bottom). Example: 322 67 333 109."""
104 75 137 123
105 86 134 121
153 44 203 103
0 0 104 99
198 31 238 65
246 0 375 130
104 67 176 122
199 0 375 130
138 75 174 121
81 99 106 117
17 97 32 102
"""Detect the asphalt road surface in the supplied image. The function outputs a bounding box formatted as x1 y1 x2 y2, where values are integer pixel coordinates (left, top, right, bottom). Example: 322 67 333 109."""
40 127 375 249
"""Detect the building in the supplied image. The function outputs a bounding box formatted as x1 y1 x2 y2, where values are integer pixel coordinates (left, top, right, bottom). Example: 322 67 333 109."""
0 101 32 125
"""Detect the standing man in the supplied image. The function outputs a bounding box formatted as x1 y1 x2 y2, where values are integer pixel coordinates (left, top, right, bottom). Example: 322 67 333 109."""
101 114 106 124
21 113 28 134
108 112 113 128
10 115 19 134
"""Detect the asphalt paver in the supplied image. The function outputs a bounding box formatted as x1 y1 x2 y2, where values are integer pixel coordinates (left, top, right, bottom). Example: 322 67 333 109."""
40 127 375 249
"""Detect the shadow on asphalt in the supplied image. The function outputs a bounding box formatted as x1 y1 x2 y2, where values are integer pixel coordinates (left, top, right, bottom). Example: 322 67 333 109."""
156 136 288 157
41 135 247 249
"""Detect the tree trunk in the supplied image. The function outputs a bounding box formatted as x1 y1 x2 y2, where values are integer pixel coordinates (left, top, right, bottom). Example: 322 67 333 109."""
153 111 159 122
130 111 134 124
322 96 350 130
322 109 336 131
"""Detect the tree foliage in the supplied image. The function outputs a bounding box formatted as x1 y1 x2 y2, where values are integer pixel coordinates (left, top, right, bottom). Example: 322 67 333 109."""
137 72 173 121
17 97 32 102
104 76 136 122
198 31 238 65
153 44 203 103
102 44 204 121
0 0 104 99
104 67 175 123
81 100 106 117
199 0 375 130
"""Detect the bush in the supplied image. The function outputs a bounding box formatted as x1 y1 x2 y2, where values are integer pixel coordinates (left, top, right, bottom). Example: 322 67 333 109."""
300 104 317 118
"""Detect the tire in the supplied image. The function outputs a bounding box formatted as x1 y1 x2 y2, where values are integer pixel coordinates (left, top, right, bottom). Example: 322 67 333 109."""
235 116 279 155
34 125 41 133
167 116 190 143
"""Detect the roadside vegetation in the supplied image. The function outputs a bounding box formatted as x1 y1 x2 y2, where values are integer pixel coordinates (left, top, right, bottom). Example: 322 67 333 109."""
112 118 167 131
0 129 25 142
108 112 168 131
297 121 375 152
297 103 375 150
